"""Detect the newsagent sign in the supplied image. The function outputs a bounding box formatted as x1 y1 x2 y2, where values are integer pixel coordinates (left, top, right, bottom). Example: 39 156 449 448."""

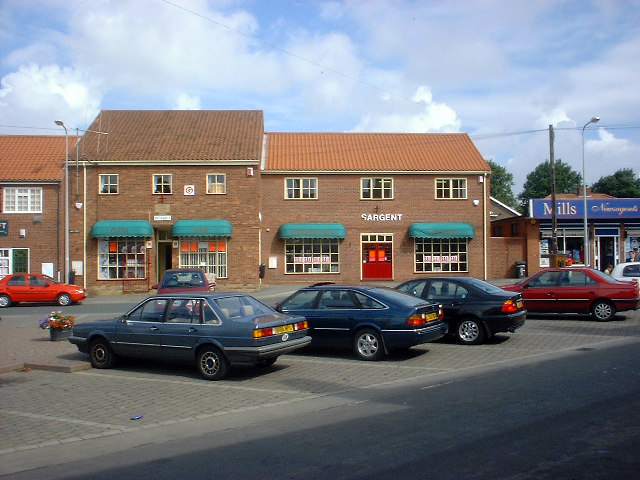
531 199 640 219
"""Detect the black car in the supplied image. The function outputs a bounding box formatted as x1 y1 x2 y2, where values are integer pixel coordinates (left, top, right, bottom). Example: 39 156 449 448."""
396 277 526 345
70 293 311 380
275 283 447 360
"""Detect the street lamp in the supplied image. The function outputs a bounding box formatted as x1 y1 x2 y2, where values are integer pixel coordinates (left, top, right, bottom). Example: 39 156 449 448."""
582 116 600 267
55 120 69 283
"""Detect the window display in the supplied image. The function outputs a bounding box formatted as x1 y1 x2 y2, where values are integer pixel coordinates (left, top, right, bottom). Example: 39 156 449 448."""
98 239 147 279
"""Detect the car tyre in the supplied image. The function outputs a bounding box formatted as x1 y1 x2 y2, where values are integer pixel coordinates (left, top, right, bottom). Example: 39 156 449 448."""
197 346 229 380
353 328 384 361
89 338 115 369
456 317 485 345
592 300 615 322
0 294 11 308
57 293 72 306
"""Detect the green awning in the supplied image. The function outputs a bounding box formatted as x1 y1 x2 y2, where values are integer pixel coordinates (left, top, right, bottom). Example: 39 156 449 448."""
171 219 232 237
91 220 153 238
409 222 475 239
279 223 347 239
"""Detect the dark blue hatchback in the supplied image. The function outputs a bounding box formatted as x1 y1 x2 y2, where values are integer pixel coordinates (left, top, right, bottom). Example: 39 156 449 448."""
275 283 448 360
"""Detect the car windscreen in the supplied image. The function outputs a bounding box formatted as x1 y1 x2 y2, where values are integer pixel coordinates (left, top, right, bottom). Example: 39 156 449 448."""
463 277 507 294
367 287 430 306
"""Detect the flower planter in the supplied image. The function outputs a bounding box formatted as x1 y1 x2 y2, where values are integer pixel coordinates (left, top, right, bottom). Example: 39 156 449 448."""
50 327 72 342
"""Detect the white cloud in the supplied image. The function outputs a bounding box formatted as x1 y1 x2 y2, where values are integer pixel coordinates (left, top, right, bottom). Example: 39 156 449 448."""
173 92 201 110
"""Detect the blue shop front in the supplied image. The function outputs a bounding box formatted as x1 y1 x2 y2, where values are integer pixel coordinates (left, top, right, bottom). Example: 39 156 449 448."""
530 196 640 270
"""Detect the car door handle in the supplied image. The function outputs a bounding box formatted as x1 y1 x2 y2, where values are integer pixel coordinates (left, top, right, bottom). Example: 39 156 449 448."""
149 326 160 331
188 327 198 333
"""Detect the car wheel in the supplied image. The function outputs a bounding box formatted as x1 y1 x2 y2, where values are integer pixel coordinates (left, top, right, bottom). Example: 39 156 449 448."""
89 338 115 369
592 300 615 322
0 294 11 308
197 346 229 380
57 293 72 306
353 328 384 361
456 318 485 345
255 357 278 368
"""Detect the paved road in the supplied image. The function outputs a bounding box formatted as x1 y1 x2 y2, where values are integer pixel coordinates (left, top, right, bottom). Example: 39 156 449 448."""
1 290 638 476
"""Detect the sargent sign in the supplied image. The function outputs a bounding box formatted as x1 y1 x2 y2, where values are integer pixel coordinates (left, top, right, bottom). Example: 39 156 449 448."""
361 213 403 221
531 199 640 219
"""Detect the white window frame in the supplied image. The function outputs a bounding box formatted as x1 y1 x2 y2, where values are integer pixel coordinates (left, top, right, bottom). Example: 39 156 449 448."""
361 177 393 200
206 173 226 195
178 238 227 279
99 174 119 194
285 177 318 199
435 178 467 199
153 174 172 195
3 187 42 213
284 238 340 274
414 237 469 272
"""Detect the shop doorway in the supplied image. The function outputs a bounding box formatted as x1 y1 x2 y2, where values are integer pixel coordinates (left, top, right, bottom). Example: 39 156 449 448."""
156 230 173 283
595 235 618 272
361 234 393 280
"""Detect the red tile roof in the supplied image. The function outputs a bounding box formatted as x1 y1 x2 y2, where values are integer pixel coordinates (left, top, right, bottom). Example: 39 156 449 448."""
80 110 264 162
264 132 489 172
0 135 77 182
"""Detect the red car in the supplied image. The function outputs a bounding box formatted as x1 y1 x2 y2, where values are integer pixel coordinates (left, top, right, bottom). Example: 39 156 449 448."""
0 273 87 308
153 268 216 295
502 267 640 321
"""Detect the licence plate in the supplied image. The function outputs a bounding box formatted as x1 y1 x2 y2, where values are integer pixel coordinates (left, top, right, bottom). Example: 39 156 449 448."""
426 312 438 321
275 324 294 334
517 301 523 309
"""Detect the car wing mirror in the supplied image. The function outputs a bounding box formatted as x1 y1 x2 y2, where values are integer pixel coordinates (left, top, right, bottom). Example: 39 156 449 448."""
151 284 158 290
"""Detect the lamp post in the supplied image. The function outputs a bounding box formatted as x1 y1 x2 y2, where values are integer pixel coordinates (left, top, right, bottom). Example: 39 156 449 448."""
582 116 600 267
55 120 69 283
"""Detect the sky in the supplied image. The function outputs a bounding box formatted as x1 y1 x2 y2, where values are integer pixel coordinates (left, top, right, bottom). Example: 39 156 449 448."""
1 0 639 195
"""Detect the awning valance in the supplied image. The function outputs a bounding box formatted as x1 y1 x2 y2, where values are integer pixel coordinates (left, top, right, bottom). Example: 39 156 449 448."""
171 219 232 237
409 222 475 239
278 223 347 239
91 220 153 238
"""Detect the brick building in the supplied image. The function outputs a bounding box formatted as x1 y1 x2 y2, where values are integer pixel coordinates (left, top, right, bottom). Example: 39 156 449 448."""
260 132 491 284
2 110 495 294
0 135 77 279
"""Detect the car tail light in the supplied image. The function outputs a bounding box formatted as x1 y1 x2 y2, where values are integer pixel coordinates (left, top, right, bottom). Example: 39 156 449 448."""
501 299 519 313
252 320 308 338
407 310 440 327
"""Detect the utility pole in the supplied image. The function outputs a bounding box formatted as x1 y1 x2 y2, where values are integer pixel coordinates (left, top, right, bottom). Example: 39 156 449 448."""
549 125 558 255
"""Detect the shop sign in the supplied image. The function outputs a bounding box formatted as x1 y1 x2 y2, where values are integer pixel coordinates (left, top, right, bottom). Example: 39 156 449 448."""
0 220 7 236
423 255 458 262
154 215 172 221
361 213 403 221
532 199 640 219
294 256 330 263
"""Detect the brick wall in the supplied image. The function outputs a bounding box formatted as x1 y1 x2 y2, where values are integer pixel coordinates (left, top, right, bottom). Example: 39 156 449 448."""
260 173 489 284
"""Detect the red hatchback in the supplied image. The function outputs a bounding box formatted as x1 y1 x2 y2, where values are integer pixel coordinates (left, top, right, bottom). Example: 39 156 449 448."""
503 267 640 321
0 273 87 308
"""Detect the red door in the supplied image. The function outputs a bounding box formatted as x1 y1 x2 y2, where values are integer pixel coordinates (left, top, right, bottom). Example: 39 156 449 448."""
362 243 393 280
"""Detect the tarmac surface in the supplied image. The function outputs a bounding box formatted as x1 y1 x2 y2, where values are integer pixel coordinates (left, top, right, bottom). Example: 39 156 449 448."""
1 280 639 475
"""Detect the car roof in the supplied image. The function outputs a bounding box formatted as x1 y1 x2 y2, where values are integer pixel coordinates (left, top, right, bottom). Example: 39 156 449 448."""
153 292 248 299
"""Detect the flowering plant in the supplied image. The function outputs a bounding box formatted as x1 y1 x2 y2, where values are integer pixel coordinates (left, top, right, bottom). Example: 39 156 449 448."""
39 311 75 329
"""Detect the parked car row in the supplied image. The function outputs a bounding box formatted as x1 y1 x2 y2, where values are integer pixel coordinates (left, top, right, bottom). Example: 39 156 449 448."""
14 266 640 381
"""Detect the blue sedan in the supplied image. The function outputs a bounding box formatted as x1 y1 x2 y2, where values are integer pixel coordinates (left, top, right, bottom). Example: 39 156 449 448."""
69 293 311 380
275 284 448 360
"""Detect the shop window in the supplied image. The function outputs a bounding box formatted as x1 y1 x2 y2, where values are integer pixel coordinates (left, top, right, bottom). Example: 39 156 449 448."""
98 239 147 279
99 174 119 194
179 238 227 279
414 238 468 272
435 178 467 199
153 174 172 194
285 178 317 199
361 178 393 199
284 238 340 273
207 174 226 194
3 187 42 213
